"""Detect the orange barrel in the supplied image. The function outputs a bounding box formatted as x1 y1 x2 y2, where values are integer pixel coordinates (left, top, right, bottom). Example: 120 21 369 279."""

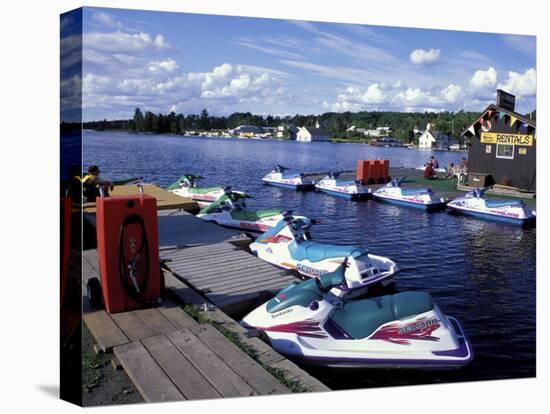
96 195 161 314
356 160 367 182
371 160 381 183
382 159 390 182
61 196 71 306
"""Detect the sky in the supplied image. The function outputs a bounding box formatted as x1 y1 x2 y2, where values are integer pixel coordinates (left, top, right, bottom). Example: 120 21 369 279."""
63 7 536 121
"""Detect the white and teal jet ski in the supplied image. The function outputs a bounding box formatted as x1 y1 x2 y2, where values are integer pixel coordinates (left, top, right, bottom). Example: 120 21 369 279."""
447 188 535 225
315 172 372 200
197 189 306 232
242 260 473 369
262 165 315 191
372 177 447 210
167 174 229 206
250 213 398 295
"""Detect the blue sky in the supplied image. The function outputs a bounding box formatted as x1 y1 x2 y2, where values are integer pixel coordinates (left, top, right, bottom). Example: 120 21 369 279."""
72 7 536 121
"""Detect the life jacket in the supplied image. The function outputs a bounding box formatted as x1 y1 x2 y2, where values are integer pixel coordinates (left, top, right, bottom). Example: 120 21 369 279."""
80 174 94 184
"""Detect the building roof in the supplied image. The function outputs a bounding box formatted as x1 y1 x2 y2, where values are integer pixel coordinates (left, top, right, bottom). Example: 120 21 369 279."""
461 104 536 136
420 129 443 140
302 127 328 135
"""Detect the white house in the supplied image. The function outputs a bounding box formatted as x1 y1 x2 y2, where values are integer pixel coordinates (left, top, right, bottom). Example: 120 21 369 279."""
296 121 330 142
418 123 442 149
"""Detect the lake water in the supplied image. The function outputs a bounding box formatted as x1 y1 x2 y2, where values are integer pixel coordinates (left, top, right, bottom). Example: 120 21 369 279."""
83 130 536 388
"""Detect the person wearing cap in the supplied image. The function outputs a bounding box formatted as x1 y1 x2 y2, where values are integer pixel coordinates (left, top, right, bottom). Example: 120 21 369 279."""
82 165 113 201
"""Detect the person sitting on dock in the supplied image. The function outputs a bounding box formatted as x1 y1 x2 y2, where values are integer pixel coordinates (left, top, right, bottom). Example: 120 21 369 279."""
423 162 437 180
457 157 468 174
82 165 113 201
445 162 455 179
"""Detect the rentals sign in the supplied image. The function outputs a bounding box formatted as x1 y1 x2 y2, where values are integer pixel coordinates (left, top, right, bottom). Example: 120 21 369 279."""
480 132 534 146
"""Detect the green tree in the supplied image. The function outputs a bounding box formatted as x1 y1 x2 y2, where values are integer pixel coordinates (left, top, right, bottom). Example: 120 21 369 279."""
133 107 144 132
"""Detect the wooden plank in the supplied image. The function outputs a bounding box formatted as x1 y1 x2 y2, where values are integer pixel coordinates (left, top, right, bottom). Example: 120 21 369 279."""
83 303 129 352
166 256 257 274
113 341 184 402
186 270 287 291
172 258 278 277
181 264 283 282
162 245 236 259
212 278 293 295
165 251 245 267
166 329 257 398
157 304 200 333
142 334 222 400
171 242 237 253
110 312 154 342
133 308 178 334
195 325 289 395
169 242 237 253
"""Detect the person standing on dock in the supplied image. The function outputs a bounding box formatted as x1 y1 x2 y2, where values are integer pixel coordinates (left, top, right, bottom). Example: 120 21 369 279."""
82 165 113 201
429 155 439 169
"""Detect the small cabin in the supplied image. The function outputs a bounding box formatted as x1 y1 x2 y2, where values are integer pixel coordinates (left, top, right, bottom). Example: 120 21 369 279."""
461 90 536 192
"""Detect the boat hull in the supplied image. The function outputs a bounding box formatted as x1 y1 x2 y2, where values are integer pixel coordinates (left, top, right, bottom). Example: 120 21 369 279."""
373 193 446 210
287 317 472 370
263 179 315 191
316 187 371 200
447 203 535 225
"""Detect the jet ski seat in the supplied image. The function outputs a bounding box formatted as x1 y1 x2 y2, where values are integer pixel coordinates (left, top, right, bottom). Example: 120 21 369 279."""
281 172 301 179
400 188 430 195
288 240 366 262
230 209 282 221
329 292 435 339
484 199 523 208
334 180 355 186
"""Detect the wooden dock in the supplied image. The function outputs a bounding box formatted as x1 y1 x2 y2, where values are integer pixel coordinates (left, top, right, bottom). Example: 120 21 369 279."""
160 241 297 316
83 184 198 214
83 250 291 402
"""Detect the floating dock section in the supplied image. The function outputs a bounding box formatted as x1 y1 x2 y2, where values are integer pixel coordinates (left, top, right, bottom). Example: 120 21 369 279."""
160 241 297 316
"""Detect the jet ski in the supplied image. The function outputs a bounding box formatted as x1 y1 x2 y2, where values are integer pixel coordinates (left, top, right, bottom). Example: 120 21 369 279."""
447 188 536 225
262 165 315 191
314 172 372 200
197 189 306 232
167 174 228 206
242 260 473 369
250 214 397 295
372 177 447 210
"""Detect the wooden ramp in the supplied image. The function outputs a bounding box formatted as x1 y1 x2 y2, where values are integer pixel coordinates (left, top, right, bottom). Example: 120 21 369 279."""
161 242 298 315
156 209 246 248
82 249 289 402
83 184 198 214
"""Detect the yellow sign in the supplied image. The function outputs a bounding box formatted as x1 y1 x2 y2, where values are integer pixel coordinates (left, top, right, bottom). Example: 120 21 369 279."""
480 132 533 146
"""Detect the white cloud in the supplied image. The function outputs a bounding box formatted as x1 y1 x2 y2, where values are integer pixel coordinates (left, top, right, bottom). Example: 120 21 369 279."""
362 83 385 103
326 82 466 112
497 68 536 97
469 67 497 89
442 84 462 102
84 31 171 54
148 59 178 72
410 48 441 66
